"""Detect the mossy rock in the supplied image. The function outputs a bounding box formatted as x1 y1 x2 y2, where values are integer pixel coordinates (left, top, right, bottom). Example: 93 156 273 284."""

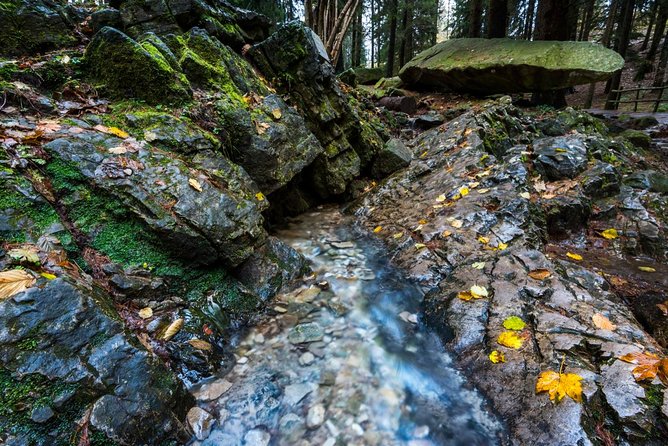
0 0 78 57
400 38 624 94
354 67 385 85
621 129 652 149
84 26 192 105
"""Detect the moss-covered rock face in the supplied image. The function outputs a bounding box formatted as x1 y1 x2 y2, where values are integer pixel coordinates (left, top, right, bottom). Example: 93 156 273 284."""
399 38 625 94
0 0 78 57
0 275 193 445
84 26 192 105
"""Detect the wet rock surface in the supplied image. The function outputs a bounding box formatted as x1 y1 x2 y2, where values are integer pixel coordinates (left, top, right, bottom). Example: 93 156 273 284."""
353 100 668 444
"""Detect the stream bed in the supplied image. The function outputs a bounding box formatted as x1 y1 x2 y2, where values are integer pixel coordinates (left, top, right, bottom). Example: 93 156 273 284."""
193 207 504 446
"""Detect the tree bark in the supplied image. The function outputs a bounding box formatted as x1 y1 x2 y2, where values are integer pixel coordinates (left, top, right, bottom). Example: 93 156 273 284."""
648 3 667 61
605 0 636 109
488 0 508 38
399 0 415 68
523 0 536 39
654 27 668 86
469 0 484 37
641 0 660 50
387 0 399 76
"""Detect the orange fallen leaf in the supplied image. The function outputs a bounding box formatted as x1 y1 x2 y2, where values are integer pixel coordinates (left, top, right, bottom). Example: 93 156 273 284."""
619 352 668 385
592 313 616 331
528 269 552 280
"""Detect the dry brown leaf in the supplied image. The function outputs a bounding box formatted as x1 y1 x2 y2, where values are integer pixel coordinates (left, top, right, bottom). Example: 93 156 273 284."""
0 269 36 300
162 318 184 341
592 313 617 331
528 269 552 280
188 339 213 351
189 178 203 192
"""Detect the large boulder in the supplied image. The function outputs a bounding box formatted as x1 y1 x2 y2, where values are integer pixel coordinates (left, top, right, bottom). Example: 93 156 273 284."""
399 38 624 94
533 136 589 180
43 129 266 268
84 27 192 105
0 0 78 56
0 275 192 445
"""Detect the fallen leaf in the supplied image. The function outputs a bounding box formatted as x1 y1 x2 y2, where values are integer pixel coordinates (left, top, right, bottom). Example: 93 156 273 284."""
566 252 583 261
592 313 617 331
255 121 270 134
188 339 213 351
638 266 656 273
477 188 490 194
459 186 470 197
600 228 618 240
457 291 474 301
536 370 583 403
392 232 404 239
519 192 531 199
496 242 508 251
489 350 506 363
8 248 40 264
555 148 568 153
441 230 453 238
108 146 128 155
108 127 130 139
436 194 447 202
472 262 486 270
162 318 184 341
373 226 383 233
497 331 523 349
619 352 668 385
271 108 282 119
478 236 490 244
414 243 427 250
189 178 203 192
255 192 265 201
138 307 153 319
470 285 489 298
0 270 36 300
528 269 552 280
451 219 463 229
40 272 57 280
657 301 668 316
503 316 526 331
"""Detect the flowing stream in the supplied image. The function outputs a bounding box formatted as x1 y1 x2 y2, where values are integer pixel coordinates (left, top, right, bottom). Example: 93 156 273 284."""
193 207 504 446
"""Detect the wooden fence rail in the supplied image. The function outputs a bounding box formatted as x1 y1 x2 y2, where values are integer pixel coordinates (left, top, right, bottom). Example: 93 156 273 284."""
607 84 668 112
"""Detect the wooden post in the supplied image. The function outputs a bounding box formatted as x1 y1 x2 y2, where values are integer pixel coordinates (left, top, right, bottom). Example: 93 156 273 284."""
634 84 641 112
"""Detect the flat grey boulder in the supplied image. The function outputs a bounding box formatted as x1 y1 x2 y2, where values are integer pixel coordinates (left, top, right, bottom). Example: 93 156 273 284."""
399 38 624 94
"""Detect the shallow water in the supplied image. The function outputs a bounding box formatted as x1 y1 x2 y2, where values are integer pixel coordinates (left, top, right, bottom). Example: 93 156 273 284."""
194 207 503 446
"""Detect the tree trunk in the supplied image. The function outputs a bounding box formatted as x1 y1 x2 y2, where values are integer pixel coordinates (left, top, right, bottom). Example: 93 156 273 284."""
605 0 636 109
523 0 536 39
387 0 399 77
399 0 414 68
567 0 580 40
654 27 668 86
533 0 571 106
351 6 363 67
469 0 484 37
648 4 667 61
602 0 620 48
307 0 362 67
641 0 660 50
370 0 375 68
581 0 596 41
488 0 508 38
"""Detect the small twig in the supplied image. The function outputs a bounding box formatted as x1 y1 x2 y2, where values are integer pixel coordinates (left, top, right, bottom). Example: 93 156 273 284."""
0 92 7 111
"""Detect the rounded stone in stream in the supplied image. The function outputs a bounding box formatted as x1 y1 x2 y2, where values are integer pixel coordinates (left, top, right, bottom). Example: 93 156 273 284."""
187 407 215 441
288 322 325 344
244 428 271 446
306 404 326 429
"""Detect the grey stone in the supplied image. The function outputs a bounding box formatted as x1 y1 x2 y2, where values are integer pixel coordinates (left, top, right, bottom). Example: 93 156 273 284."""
534 136 589 180
288 323 325 344
371 138 412 179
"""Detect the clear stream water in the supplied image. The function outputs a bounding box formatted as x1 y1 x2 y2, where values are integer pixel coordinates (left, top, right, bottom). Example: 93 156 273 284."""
193 207 503 446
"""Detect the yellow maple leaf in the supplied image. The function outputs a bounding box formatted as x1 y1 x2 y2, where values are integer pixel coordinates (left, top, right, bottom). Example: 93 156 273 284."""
373 226 383 233
600 228 618 240
489 350 506 363
459 186 470 197
536 370 583 403
566 252 583 261
255 192 265 201
392 232 404 239
138 307 153 319
496 242 508 251
478 236 490 244
457 291 474 301
497 331 523 349
414 243 427 250
271 108 282 119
